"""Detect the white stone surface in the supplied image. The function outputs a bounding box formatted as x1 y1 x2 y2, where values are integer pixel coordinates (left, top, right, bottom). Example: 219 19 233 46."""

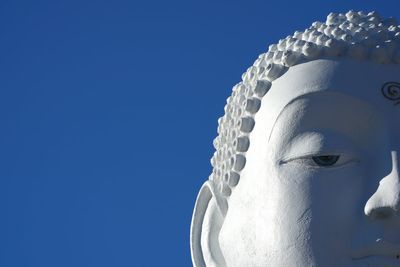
191 10 400 267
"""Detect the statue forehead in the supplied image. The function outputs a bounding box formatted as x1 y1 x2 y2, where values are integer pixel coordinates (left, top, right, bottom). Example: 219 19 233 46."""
256 59 400 141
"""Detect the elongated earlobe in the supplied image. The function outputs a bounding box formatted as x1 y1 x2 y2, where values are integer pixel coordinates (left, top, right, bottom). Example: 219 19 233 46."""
190 181 226 267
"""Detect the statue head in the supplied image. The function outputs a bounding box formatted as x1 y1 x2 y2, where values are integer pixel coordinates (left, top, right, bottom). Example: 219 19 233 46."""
191 10 400 266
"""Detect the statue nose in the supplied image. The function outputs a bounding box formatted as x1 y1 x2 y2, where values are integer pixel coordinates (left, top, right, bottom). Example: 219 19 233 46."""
364 151 400 220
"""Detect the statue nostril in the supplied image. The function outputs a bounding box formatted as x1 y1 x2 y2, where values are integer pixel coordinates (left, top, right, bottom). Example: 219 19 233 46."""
370 207 394 220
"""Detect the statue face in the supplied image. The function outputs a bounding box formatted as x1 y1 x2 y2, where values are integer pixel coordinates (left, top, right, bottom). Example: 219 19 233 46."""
218 59 400 266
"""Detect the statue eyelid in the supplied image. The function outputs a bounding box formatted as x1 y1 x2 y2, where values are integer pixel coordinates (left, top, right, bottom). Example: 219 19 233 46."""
276 130 362 167
280 152 360 168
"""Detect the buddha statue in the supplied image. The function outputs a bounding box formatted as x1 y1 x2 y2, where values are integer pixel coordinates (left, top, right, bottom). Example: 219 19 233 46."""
191 10 400 267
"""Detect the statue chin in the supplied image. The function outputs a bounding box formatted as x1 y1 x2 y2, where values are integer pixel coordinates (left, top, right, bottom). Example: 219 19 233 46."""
191 11 400 267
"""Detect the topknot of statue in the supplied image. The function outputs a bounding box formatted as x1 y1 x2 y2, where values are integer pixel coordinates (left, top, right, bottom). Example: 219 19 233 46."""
209 11 400 204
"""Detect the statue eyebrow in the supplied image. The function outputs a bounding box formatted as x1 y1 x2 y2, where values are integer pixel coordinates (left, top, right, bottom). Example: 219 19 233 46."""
381 82 400 106
267 91 324 143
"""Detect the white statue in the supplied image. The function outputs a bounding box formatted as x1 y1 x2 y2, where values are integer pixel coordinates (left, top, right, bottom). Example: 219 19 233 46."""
191 11 400 266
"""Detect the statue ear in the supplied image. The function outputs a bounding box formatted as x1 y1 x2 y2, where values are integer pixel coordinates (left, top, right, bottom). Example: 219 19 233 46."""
190 181 227 267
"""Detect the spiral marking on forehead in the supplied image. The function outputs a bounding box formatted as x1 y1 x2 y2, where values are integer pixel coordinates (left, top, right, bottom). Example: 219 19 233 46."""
381 82 400 105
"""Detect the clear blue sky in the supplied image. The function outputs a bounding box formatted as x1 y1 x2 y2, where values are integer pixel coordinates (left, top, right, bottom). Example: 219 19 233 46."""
0 1 398 266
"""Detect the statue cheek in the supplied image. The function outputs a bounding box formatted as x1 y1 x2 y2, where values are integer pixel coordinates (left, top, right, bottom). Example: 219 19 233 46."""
218 169 279 266
275 164 366 236
308 167 365 225
219 207 259 267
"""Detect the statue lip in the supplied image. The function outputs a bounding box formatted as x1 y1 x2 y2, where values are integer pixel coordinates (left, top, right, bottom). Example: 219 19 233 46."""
351 238 400 260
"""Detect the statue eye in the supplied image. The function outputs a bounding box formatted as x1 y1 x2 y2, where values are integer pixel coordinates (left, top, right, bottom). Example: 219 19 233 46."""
312 155 340 167
281 153 358 168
